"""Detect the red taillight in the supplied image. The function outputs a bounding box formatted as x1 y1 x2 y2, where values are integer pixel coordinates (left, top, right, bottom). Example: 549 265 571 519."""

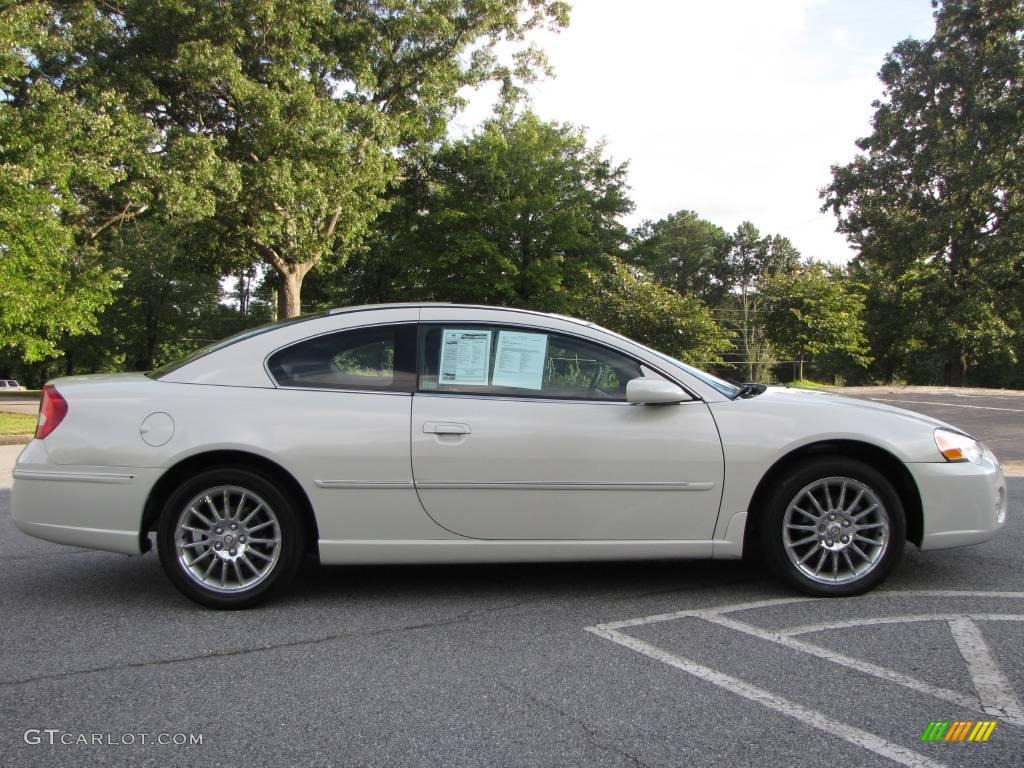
36 384 68 439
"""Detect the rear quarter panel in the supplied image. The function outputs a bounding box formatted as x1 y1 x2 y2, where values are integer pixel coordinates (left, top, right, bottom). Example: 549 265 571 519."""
39 378 449 542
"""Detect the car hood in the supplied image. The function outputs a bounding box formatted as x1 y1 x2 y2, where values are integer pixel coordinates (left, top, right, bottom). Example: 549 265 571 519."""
754 386 961 433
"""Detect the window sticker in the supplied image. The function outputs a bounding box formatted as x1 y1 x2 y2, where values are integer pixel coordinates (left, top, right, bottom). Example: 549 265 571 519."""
439 329 492 385
492 331 548 390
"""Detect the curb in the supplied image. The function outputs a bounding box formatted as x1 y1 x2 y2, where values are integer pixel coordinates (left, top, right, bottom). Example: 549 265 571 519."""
1001 461 1024 479
0 435 31 446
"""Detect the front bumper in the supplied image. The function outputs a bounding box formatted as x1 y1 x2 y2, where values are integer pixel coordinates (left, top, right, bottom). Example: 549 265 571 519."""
11 440 157 555
908 458 1007 550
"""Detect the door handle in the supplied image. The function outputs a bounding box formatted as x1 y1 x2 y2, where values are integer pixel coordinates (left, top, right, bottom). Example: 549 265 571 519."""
423 421 471 435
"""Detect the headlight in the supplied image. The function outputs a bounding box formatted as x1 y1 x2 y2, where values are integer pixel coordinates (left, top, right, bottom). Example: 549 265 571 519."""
934 428 986 464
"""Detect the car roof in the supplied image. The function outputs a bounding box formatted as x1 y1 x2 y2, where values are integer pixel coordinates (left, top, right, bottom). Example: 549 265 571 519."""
327 302 598 330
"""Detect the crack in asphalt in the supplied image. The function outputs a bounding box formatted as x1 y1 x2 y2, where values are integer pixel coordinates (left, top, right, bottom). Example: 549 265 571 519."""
0 598 541 688
499 683 653 768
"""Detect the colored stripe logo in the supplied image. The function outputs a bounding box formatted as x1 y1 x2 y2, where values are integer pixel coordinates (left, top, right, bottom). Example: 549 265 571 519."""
921 721 997 742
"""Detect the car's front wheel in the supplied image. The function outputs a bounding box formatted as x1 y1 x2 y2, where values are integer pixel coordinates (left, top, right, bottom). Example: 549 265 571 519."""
157 468 304 608
761 457 906 596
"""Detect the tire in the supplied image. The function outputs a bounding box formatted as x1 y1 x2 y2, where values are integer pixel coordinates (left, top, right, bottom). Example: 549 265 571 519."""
157 467 305 609
760 456 905 597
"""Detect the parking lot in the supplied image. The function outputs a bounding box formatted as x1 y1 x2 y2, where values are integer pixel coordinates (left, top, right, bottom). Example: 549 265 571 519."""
0 390 1021 767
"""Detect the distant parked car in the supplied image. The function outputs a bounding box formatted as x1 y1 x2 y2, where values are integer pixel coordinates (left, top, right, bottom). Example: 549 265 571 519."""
0 380 25 391
11 303 1008 608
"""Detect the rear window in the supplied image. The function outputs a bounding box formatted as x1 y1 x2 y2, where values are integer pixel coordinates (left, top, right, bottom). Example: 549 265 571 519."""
147 313 330 379
267 324 416 392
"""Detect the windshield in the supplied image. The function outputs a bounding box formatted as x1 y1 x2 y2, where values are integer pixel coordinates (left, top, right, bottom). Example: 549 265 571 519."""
147 312 329 379
643 348 741 398
588 325 740 398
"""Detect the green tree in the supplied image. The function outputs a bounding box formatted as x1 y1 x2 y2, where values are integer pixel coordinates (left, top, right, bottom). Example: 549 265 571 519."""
94 223 243 372
0 1 141 362
626 210 731 305
760 263 870 381
823 0 1023 386
570 259 732 365
720 222 800 382
29 0 570 319
333 111 632 311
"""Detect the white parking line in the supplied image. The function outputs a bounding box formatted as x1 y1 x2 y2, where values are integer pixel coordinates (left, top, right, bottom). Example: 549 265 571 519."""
596 590 1024 630
587 625 950 768
780 613 1024 636
870 397 1024 413
699 612 988 719
587 591 1024 766
947 616 1024 722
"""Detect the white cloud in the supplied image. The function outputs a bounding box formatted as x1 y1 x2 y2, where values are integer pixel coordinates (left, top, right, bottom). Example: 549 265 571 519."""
457 0 935 263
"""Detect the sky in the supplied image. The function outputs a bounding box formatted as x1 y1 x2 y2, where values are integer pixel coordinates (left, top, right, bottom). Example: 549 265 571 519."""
455 0 937 263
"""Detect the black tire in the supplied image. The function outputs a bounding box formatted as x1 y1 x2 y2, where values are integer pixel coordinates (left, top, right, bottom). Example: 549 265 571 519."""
760 456 905 597
157 467 305 609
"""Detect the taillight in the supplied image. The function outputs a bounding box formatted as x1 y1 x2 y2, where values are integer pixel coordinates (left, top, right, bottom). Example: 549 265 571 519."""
36 384 68 439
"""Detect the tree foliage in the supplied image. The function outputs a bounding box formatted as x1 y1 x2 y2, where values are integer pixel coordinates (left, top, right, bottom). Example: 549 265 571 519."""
20 0 570 319
626 210 731 305
0 2 145 361
824 0 1024 385
570 259 732 366
718 222 801 382
760 263 870 380
11 0 1023 390
325 110 632 311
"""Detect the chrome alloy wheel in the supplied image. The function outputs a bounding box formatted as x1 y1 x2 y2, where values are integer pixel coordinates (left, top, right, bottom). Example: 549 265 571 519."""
782 476 890 585
174 485 282 593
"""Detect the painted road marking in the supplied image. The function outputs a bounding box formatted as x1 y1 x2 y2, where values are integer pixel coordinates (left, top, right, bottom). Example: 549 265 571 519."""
951 393 1024 400
587 591 1024 766
779 613 1024 636
947 616 1024 721
869 397 1024 414
587 625 950 768
594 590 1024 631
699 611 989 719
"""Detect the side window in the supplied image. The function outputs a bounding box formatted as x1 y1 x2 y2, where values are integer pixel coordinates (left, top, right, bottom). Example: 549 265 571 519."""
268 324 416 392
418 325 644 401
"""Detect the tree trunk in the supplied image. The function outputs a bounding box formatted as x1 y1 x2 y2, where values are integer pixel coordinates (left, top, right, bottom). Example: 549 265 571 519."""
278 271 298 319
740 287 755 381
943 347 967 387
256 243 315 319
266 256 313 319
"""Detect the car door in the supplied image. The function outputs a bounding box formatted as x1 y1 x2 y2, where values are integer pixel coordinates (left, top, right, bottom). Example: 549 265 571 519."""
411 323 725 540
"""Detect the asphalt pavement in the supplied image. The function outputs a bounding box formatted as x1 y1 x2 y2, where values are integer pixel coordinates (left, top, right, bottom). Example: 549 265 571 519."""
0 393 1021 768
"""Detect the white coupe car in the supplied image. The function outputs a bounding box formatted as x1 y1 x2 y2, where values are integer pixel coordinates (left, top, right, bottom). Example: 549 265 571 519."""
12 304 1007 608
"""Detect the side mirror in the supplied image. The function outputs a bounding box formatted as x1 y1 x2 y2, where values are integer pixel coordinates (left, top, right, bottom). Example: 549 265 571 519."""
626 377 689 405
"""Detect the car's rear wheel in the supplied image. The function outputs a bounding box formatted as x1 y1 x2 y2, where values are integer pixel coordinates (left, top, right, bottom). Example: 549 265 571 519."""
761 457 905 596
157 468 304 609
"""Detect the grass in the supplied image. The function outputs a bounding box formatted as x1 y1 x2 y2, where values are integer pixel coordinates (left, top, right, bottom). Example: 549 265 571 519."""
0 412 36 436
785 379 834 390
